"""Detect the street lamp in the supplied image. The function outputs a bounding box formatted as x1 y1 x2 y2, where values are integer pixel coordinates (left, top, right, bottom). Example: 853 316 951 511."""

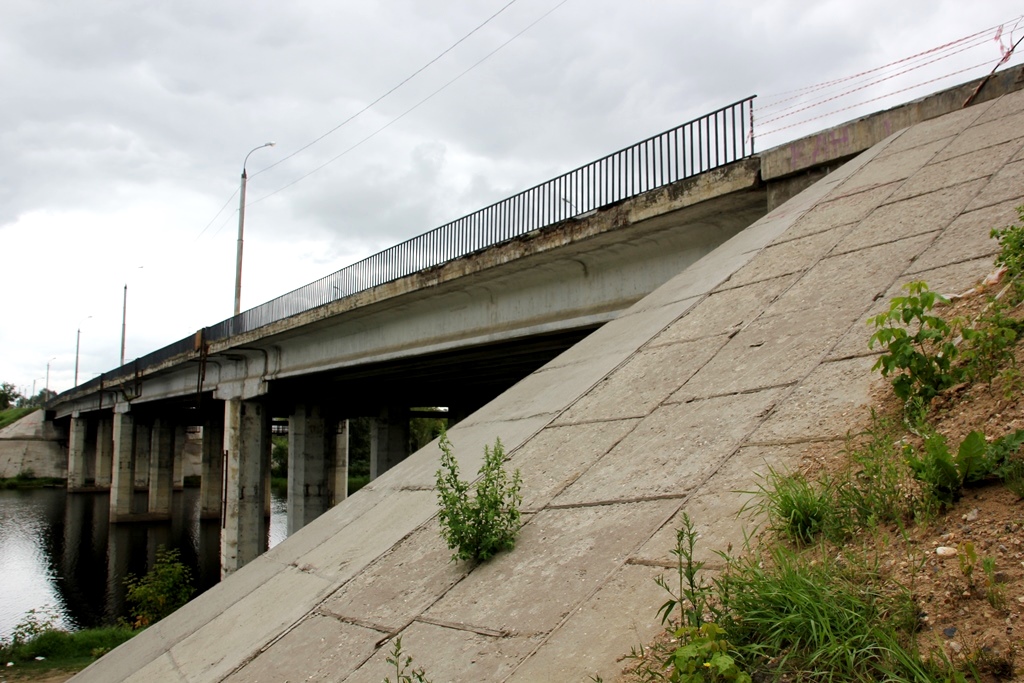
121 266 143 366
45 357 56 393
234 142 276 316
74 316 92 386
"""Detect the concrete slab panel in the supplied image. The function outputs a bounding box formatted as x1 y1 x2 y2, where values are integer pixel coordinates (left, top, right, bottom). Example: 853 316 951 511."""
766 233 936 319
552 296 700 368
556 336 727 423
360 413 554 491
652 275 797 345
635 443 809 566
932 110 1024 162
120 653 185 683
833 179 987 254
511 420 640 509
838 137 948 194
720 226 847 290
289 490 438 583
967 159 1024 211
876 105 985 157
320 518 468 632
777 182 901 242
423 501 678 635
675 309 852 398
751 356 880 443
974 87 1024 124
889 140 1020 201
506 563 667 683
553 390 782 505
828 256 999 361
223 615 382 683
907 200 1019 274
167 566 336 682
71 554 289 683
342 621 542 683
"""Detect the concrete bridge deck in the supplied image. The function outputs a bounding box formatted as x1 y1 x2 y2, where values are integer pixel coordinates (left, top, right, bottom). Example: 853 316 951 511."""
70 82 1024 681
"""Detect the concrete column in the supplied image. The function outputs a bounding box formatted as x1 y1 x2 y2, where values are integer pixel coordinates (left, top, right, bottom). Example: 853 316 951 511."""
109 412 135 521
68 415 88 490
200 418 225 520
287 404 331 535
134 421 151 490
369 407 409 480
221 398 270 577
330 419 350 506
94 416 113 489
148 418 174 518
173 424 187 490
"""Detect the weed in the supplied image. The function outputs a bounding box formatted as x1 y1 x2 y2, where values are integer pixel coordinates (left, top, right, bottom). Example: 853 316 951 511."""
869 281 959 407
1002 458 1024 498
435 431 522 563
957 541 977 590
656 514 713 629
124 546 195 628
906 430 987 505
717 545 940 681
990 205 1024 302
383 637 432 683
981 556 1006 610
750 468 831 544
958 305 1021 385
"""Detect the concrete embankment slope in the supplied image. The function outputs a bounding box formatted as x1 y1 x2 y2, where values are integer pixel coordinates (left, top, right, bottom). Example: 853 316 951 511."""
74 89 1024 682
0 409 66 479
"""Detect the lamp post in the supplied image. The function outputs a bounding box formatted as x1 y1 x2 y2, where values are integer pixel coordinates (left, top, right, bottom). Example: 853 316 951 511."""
234 142 276 316
45 357 56 393
121 266 143 366
74 316 93 386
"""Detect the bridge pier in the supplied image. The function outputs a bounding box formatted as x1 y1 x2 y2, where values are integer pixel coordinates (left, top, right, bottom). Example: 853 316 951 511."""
133 420 150 490
147 418 175 518
109 411 135 522
287 404 331 535
331 419 349 507
67 415 88 490
200 415 224 519
221 398 270 577
95 416 113 489
369 406 409 480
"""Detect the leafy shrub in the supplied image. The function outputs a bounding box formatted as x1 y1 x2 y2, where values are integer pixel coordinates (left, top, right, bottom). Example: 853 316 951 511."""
869 281 959 408
991 205 1024 301
124 546 195 628
906 429 1024 504
435 432 522 562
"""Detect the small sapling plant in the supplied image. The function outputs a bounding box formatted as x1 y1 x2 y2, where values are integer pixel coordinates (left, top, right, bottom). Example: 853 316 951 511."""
869 281 958 409
435 431 523 562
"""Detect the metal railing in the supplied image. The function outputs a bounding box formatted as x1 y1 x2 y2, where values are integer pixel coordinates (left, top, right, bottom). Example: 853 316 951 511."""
65 97 755 400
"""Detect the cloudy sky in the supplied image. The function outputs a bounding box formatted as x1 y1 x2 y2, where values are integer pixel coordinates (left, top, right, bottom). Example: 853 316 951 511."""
1 0 1022 397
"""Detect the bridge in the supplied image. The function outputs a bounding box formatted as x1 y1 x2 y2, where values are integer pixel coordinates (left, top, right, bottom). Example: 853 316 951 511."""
44 68 1024 581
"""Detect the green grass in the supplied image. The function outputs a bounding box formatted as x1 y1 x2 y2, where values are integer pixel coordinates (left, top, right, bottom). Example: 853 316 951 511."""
0 626 136 672
0 406 36 430
0 473 66 489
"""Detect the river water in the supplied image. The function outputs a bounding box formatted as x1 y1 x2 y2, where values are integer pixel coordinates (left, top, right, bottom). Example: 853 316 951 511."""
0 487 287 641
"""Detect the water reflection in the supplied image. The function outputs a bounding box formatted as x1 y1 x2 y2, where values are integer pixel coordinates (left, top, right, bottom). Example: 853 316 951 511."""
0 488 287 641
